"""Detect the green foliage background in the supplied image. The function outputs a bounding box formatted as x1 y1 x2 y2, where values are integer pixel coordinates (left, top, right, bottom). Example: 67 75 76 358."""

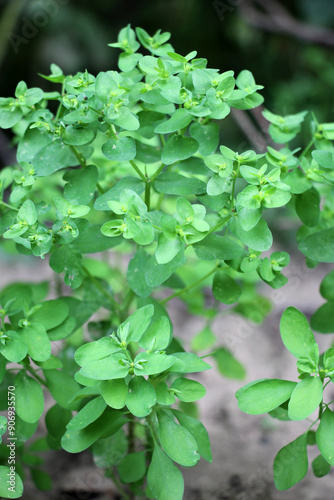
1 0 334 169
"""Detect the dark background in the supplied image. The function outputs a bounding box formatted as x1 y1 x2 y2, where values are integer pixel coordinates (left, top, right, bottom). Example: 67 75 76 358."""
1 0 334 165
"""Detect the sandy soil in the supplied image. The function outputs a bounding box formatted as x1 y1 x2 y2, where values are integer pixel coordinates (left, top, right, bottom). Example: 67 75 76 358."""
0 251 333 500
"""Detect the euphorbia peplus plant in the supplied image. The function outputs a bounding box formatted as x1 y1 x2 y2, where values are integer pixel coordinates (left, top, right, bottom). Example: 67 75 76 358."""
0 24 334 499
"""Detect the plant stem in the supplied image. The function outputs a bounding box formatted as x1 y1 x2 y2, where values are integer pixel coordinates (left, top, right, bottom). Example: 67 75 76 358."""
0 201 19 212
110 470 130 500
96 182 105 194
145 179 151 211
206 214 232 237
161 263 219 304
299 137 315 160
26 368 47 387
82 265 120 312
150 163 165 182
55 82 65 121
69 145 86 168
129 160 146 182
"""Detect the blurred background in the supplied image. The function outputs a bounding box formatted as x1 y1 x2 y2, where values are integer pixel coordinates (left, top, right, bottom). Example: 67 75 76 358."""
1 0 334 168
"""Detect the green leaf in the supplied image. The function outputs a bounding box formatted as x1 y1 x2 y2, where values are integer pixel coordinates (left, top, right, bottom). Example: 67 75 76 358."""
189 122 219 156
127 249 154 297
126 376 156 417
15 371 44 423
75 337 121 366
139 316 171 351
102 137 136 161
171 378 206 402
118 451 146 483
156 382 176 406
145 249 186 287
20 322 51 362
288 376 323 420
0 331 27 362
295 188 320 227
161 135 199 165
0 102 23 129
154 171 206 196
229 217 273 252
312 454 331 477
157 410 200 466
44 369 81 410
299 227 334 263
212 271 241 305
99 379 128 409
320 270 334 301
120 305 154 343
311 303 334 333
61 409 125 453
191 326 216 352
155 108 192 134
312 149 334 169
236 379 296 414
273 434 308 490
316 408 334 465
207 174 231 196
30 299 69 330
75 225 122 253
169 352 211 373
45 404 72 439
33 139 78 176
156 235 184 264
92 429 127 468
31 468 52 491
280 307 316 358
147 444 184 500
0 466 24 498
193 234 243 261
63 165 98 205
49 245 83 289
62 126 95 146
79 353 129 381
66 397 107 430
94 177 144 211
134 352 175 376
213 347 246 380
172 409 212 463
18 199 37 225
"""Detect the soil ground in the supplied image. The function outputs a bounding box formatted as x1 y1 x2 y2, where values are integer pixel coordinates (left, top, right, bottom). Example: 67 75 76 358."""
0 251 333 500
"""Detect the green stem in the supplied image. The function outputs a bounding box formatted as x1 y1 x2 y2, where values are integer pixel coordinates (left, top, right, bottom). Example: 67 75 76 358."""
206 214 232 237
147 413 159 444
150 162 165 182
83 265 120 312
55 82 65 121
26 368 47 387
96 182 105 194
0 201 19 212
129 160 146 182
69 145 86 168
161 263 219 304
155 192 165 211
110 470 130 500
159 134 166 147
298 137 315 161
145 180 151 211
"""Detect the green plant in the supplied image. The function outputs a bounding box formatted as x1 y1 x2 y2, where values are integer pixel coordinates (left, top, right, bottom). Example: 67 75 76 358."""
0 24 334 499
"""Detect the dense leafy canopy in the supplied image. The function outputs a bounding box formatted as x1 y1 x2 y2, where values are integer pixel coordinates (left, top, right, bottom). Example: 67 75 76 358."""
0 24 334 499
